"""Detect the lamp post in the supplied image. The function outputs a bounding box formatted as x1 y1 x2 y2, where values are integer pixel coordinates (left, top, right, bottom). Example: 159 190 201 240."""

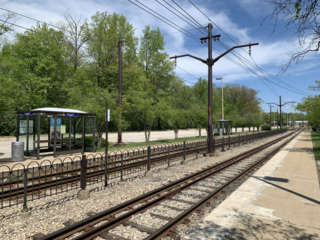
216 77 224 120
170 23 258 156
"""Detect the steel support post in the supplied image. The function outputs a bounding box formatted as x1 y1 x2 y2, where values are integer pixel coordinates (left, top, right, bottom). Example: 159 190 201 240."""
221 137 225 152
120 154 123 182
118 39 123 145
22 169 28 212
208 24 214 155
80 154 87 190
147 146 151 171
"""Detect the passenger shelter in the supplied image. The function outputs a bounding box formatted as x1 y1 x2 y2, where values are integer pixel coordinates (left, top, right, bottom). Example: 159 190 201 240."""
216 120 232 136
16 107 96 159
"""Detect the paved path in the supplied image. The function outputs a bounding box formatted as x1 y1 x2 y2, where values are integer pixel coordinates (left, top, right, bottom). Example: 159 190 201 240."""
184 131 320 239
0 127 261 161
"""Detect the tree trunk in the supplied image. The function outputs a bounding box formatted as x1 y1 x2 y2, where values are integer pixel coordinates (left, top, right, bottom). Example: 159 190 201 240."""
242 126 244 132
249 126 251 131
174 129 178 139
199 129 201 137
147 127 151 142
96 131 103 148
144 125 148 142
235 127 237 133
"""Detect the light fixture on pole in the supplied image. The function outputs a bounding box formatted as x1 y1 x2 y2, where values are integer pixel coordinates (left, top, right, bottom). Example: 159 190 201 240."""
216 77 224 120
170 23 258 156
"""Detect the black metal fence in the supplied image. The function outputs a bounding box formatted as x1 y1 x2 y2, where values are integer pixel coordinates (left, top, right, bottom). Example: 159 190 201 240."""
0 129 288 209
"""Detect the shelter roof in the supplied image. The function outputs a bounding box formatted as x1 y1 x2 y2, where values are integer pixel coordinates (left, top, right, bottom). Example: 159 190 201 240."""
30 107 88 114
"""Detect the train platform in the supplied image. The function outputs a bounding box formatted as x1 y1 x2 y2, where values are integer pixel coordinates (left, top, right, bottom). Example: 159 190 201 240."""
184 131 320 240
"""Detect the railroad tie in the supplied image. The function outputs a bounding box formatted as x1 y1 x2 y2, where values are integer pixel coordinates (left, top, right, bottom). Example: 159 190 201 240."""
31 233 45 240
150 213 173 221
101 232 131 240
161 204 186 212
123 222 156 234
173 199 197 205
191 188 212 194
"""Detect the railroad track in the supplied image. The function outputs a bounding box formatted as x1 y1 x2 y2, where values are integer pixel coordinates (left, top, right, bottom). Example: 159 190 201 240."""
0 133 258 203
38 130 299 240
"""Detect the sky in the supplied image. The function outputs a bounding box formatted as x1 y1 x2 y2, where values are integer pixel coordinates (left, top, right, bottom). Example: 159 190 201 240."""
1 0 319 114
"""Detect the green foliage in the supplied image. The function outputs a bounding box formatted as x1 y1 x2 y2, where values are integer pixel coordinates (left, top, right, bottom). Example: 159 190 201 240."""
261 125 271 130
0 10 272 141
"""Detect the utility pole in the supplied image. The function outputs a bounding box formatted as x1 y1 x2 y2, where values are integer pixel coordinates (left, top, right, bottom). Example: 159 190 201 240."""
277 108 279 129
116 39 125 146
269 105 271 125
267 96 295 130
170 23 258 156
216 77 224 120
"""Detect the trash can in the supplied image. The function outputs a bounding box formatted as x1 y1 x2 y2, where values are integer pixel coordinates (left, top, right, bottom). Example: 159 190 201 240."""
219 129 223 137
11 142 24 162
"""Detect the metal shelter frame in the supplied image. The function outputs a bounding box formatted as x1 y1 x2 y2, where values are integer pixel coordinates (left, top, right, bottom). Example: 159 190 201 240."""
16 108 96 159
216 120 232 136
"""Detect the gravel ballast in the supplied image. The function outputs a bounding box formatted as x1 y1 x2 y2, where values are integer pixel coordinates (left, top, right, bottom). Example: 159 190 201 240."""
0 132 296 240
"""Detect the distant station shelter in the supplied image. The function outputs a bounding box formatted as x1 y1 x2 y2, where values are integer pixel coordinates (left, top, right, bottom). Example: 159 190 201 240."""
216 120 232 136
16 108 96 159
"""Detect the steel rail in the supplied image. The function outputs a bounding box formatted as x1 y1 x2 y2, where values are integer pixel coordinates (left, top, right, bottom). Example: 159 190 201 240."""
145 130 301 239
0 142 211 201
38 130 296 240
0 136 245 202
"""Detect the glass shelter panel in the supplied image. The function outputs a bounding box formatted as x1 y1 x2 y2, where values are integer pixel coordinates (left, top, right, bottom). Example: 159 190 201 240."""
18 116 27 151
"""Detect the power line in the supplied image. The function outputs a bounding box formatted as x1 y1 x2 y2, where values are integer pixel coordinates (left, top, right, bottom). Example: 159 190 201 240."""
175 65 201 84
0 19 90 52
159 1 282 97
130 1 291 97
187 0 311 96
0 7 73 35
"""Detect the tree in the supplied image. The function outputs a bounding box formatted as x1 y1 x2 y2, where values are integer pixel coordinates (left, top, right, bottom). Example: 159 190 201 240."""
0 11 19 37
296 95 320 132
62 11 91 72
263 0 320 73
134 25 175 142
0 23 69 110
169 79 193 139
224 84 260 116
226 111 242 133
76 11 138 147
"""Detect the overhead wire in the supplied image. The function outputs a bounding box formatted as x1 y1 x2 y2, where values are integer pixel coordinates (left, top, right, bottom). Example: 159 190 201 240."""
156 1 283 96
187 0 311 96
0 7 74 35
132 0 294 96
165 0 282 97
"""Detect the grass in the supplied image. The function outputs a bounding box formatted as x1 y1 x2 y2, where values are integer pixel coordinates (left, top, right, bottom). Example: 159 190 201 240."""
96 136 208 152
95 128 281 152
311 131 320 161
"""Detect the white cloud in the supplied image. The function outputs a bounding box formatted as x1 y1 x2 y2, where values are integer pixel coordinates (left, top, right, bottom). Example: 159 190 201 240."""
1 0 318 92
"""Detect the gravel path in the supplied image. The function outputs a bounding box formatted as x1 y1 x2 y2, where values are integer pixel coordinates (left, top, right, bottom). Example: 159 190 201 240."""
0 132 295 240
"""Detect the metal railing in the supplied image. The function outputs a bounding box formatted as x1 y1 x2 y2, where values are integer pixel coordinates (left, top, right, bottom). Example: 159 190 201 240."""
0 129 288 210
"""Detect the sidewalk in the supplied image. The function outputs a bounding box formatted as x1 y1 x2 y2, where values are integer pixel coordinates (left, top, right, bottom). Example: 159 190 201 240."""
184 131 320 239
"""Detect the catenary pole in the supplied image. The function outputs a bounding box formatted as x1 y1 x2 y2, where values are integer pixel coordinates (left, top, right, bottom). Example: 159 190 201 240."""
170 23 258 156
117 39 125 146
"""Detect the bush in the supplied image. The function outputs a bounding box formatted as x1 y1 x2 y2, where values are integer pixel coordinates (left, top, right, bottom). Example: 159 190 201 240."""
261 125 271 130
312 126 317 132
